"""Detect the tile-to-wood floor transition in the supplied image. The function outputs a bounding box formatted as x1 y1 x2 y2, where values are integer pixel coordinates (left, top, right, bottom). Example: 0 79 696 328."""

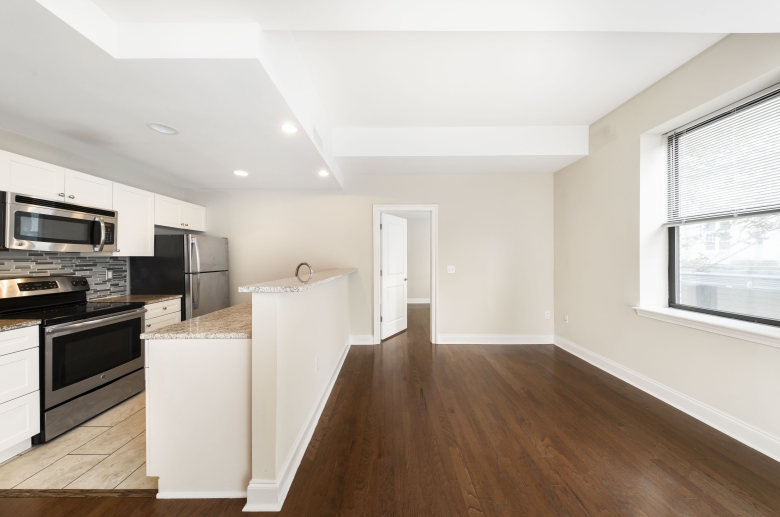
0 392 156 490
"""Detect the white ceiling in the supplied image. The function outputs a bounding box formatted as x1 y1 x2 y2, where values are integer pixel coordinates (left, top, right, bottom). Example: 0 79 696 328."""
90 0 780 32
0 1 754 189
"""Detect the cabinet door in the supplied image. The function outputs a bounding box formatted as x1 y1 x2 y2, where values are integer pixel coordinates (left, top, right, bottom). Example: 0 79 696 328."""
180 202 206 232
65 169 113 209
0 348 39 406
154 194 182 228
113 183 154 256
0 391 40 454
0 151 65 201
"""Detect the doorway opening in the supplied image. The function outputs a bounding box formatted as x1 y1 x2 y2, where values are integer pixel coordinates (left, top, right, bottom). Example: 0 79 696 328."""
372 205 438 345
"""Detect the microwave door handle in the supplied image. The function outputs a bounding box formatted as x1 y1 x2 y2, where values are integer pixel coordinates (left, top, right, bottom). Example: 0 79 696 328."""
93 217 106 252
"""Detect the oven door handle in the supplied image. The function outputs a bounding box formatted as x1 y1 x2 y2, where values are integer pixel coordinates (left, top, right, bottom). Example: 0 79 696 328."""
93 217 106 252
45 307 147 333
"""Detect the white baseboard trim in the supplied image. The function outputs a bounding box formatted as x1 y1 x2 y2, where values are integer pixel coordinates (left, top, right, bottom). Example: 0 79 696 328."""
407 298 431 304
157 491 247 499
350 334 374 345
244 338 352 512
0 438 31 465
438 334 554 345
554 335 780 464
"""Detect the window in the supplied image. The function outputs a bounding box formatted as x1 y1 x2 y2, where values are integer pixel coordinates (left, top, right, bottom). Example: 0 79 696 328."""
667 85 780 327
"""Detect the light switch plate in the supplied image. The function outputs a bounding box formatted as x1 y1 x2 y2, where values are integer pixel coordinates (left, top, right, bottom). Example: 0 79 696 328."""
447 265 456 273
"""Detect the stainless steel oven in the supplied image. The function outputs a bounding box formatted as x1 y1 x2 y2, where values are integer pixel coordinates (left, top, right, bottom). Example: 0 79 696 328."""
44 308 145 409
1 191 118 253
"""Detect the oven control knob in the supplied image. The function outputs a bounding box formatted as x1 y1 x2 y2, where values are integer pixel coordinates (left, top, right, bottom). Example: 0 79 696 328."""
71 281 78 286
80 281 88 286
100 374 106 380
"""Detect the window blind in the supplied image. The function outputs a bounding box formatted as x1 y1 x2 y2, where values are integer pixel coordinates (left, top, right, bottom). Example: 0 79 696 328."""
666 85 780 227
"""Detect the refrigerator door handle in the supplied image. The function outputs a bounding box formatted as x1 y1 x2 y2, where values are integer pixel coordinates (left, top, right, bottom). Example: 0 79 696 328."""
193 274 200 310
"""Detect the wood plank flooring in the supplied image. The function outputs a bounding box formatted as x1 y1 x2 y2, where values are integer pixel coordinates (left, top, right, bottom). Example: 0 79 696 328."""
0 392 155 492
1 304 779 516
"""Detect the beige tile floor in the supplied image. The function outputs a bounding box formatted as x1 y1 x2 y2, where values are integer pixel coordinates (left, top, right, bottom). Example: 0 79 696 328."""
0 392 157 490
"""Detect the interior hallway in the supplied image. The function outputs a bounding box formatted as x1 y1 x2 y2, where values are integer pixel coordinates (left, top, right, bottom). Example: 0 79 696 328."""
1 304 779 516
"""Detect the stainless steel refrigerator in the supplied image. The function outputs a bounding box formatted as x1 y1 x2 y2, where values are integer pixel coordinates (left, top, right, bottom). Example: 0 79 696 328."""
129 234 229 320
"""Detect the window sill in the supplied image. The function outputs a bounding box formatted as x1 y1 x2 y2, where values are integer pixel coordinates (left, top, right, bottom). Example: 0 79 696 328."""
634 307 780 350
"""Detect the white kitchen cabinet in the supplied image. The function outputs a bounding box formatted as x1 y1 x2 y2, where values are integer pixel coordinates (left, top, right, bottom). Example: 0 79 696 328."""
154 194 206 231
113 183 154 256
0 150 65 201
65 169 113 209
181 202 206 231
0 325 40 464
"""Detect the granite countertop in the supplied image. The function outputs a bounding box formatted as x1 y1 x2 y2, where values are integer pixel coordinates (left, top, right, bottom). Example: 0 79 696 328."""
141 303 251 340
0 319 41 332
238 268 357 293
92 294 183 304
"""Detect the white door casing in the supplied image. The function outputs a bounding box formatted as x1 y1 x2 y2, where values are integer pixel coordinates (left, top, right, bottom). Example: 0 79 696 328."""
381 213 407 340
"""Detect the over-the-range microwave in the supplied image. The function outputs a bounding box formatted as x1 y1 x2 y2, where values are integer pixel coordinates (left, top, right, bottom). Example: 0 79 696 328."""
1 192 118 253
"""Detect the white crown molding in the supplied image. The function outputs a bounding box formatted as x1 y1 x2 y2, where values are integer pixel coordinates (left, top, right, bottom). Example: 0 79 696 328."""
635 307 780 349
554 335 780 463
244 339 351 512
438 334 554 345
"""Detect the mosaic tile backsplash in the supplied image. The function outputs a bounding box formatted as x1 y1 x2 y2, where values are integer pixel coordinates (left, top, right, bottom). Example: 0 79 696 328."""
0 251 128 300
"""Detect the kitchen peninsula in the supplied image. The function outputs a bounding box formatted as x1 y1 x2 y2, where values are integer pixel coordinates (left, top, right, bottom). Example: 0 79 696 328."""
142 268 356 509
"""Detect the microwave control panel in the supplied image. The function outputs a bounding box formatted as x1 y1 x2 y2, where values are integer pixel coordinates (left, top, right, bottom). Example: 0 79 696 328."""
104 223 115 245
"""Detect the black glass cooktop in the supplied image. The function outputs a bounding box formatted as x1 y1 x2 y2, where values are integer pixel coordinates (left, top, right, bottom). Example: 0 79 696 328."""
0 301 145 326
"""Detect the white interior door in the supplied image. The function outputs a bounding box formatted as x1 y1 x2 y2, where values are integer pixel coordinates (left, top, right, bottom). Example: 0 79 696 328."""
381 213 408 340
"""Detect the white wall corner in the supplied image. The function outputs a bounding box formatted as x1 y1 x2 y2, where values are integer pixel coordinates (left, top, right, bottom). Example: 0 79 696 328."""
350 335 375 345
437 334 554 345
554 335 780 463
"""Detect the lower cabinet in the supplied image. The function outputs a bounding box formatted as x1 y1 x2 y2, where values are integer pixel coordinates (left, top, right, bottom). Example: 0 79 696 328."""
144 300 182 333
0 325 40 463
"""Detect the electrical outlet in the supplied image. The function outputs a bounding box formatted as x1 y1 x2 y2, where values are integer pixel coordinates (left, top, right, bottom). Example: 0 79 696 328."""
564 314 569 324
315 357 319 372
447 265 456 273
545 311 551 320
106 270 113 280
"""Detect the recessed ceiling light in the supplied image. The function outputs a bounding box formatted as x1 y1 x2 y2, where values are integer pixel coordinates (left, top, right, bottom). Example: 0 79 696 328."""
281 123 298 134
233 170 249 177
147 122 179 135
319 169 329 177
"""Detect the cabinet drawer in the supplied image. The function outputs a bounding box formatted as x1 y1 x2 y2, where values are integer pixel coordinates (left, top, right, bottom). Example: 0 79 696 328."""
0 391 40 453
0 348 39 405
144 311 181 333
0 326 38 357
146 300 180 320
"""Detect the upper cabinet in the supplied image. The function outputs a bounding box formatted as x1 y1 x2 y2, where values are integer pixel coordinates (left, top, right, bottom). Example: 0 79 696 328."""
0 150 65 201
155 195 206 232
64 169 113 209
113 183 154 257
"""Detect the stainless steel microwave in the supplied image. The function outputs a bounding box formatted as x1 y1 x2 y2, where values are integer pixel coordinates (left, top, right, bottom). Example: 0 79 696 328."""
1 192 118 253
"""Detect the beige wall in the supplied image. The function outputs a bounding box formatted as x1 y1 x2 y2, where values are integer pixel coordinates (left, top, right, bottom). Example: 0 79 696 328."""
555 34 780 442
406 216 431 300
196 173 554 338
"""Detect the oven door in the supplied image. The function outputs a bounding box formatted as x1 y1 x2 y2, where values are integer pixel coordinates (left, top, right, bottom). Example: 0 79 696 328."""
5 198 117 253
44 308 146 409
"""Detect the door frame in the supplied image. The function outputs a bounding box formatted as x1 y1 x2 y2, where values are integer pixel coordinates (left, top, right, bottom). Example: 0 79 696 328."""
373 204 438 345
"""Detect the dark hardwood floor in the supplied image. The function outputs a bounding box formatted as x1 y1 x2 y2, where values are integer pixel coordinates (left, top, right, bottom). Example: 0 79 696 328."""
2 304 779 516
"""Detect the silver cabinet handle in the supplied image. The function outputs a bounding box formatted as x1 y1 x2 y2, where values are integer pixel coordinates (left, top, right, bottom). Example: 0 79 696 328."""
146 323 151 327
162 306 167 310
69 195 75 199
58 193 65 197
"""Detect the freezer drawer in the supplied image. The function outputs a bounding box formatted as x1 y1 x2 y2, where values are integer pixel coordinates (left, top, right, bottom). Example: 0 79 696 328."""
186 271 230 319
